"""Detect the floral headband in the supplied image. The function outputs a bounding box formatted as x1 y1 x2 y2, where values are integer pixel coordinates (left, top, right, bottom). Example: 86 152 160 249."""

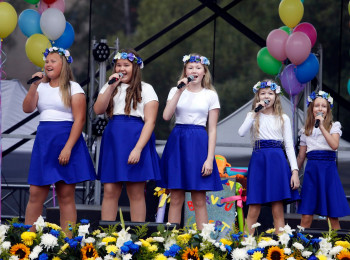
182 55 210 66
253 81 281 94
307 90 333 108
113 52 144 69
43 47 73 64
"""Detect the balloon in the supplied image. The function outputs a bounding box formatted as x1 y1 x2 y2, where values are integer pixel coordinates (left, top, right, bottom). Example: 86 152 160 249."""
40 8 66 41
348 79 350 95
257 47 282 75
293 22 317 47
279 25 292 35
285 31 311 65
294 53 319 83
349 1 350 16
25 34 52 68
38 0 65 14
24 0 40 4
280 64 305 96
51 22 74 49
279 0 304 28
0 2 17 39
18 9 42 38
43 0 57 4
266 29 289 61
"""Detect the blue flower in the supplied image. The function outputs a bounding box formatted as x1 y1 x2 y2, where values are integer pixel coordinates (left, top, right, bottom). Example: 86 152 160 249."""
309 91 316 100
297 232 309 243
124 241 133 246
231 232 242 241
121 52 128 59
261 81 267 87
308 255 318 260
164 244 181 257
50 229 60 238
136 57 143 65
247 249 255 255
310 238 321 244
38 253 48 260
127 53 135 61
189 56 196 62
75 236 83 242
129 243 140 253
80 219 89 225
120 245 130 254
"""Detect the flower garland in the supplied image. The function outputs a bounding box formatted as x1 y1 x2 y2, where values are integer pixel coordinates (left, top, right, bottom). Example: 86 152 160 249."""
253 80 281 94
182 55 210 66
43 47 73 64
307 90 334 108
113 52 144 69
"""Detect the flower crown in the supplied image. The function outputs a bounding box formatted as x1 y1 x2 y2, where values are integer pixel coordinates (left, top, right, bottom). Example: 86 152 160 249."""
182 55 210 66
113 52 144 69
253 81 281 94
43 47 73 64
307 90 333 108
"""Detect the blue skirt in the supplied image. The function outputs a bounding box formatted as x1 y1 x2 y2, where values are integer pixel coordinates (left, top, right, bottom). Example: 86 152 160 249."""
297 150 350 217
158 124 222 191
28 121 96 185
246 140 300 205
97 115 161 183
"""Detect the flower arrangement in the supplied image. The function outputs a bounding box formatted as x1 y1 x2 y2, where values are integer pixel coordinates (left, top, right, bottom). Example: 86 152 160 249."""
43 47 73 64
113 52 144 69
253 81 281 94
182 55 210 66
307 90 334 108
1 216 349 260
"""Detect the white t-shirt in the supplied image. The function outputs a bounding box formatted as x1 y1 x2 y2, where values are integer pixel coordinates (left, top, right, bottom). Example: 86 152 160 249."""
99 81 158 120
37 81 85 121
167 87 220 126
238 112 298 171
299 121 342 153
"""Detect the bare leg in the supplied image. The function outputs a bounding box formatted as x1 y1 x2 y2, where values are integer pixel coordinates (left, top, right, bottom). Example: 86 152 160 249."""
191 190 208 230
328 217 340 230
271 201 285 233
246 204 261 235
101 183 123 221
168 189 185 225
25 185 50 230
126 182 146 222
300 214 313 228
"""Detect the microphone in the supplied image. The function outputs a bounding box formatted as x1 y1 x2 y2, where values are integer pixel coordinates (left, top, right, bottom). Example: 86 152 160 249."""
315 112 323 128
254 99 270 113
27 76 42 85
177 75 194 89
108 72 124 85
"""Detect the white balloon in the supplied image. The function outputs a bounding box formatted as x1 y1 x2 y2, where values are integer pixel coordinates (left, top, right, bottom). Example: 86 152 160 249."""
40 8 66 41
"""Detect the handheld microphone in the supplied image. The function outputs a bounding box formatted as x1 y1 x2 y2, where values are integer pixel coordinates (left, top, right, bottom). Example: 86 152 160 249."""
315 112 323 128
27 76 42 85
177 75 194 89
108 72 124 85
254 99 270 113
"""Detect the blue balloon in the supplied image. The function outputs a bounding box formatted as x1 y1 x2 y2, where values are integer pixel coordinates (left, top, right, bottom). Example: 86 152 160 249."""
18 9 42 37
294 53 319 83
51 22 75 49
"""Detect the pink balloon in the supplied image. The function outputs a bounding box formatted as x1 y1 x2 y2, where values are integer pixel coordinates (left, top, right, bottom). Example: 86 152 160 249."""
285 31 311 65
293 22 317 47
266 29 289 61
38 0 65 14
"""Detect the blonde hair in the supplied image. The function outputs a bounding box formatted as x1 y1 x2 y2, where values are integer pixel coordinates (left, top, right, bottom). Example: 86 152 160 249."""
180 53 215 91
304 98 333 136
43 52 74 107
106 48 142 118
250 79 284 140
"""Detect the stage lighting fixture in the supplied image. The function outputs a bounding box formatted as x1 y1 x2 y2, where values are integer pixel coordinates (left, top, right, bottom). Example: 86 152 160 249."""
92 117 108 136
93 42 110 62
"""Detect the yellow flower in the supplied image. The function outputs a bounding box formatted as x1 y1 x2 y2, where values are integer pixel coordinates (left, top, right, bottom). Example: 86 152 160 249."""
46 222 61 230
259 237 272 242
81 243 99 260
92 230 101 236
336 241 350 249
177 234 192 244
337 250 350 260
21 231 36 246
149 244 158 252
266 246 285 260
146 237 155 243
203 252 214 259
106 245 118 254
266 228 276 234
9 243 30 260
139 239 151 248
220 238 233 246
181 247 199 260
102 236 117 244
252 251 264 260
317 255 327 260
154 254 167 260
52 257 61 260
112 232 119 237
59 243 69 254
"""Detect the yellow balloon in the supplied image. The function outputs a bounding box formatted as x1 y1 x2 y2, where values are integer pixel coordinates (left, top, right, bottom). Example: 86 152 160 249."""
25 34 52 68
279 0 304 28
0 2 18 38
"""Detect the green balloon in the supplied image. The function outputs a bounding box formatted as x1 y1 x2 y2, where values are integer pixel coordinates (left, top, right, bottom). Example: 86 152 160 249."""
24 0 40 4
279 25 292 35
257 47 282 75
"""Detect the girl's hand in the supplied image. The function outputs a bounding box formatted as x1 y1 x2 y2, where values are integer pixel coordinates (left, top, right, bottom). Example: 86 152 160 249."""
58 146 72 166
290 170 300 190
201 159 213 176
315 112 324 127
31 72 44 86
176 77 191 92
254 100 267 113
108 73 123 88
128 147 142 164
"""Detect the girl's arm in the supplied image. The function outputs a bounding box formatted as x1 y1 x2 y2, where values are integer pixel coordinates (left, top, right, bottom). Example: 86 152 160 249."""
23 72 43 113
297 145 307 170
202 108 219 176
128 100 159 164
58 93 86 165
238 112 256 137
163 87 185 121
319 123 340 150
93 83 116 115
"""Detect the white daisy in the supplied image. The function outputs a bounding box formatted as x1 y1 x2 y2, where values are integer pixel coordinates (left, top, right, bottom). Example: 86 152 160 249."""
293 242 304 250
40 234 58 250
231 248 248 260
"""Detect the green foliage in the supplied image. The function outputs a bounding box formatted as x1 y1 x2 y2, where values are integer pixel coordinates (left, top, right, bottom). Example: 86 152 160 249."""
131 223 149 239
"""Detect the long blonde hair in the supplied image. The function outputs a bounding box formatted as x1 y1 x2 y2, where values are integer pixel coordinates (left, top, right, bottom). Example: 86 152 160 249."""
251 80 284 140
304 98 333 136
106 49 142 118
